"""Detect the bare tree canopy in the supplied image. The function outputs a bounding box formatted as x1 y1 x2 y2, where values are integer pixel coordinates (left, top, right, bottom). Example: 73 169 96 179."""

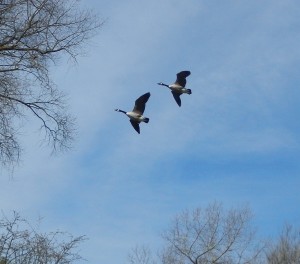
128 245 157 264
161 203 264 264
0 0 102 167
0 211 86 263
266 225 300 264
128 203 265 264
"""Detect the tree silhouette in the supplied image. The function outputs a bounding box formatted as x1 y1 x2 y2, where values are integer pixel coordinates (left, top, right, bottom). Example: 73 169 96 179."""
0 0 103 167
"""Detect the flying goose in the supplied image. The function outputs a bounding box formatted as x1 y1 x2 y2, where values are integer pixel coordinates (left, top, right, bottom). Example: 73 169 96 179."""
157 71 192 107
115 92 151 134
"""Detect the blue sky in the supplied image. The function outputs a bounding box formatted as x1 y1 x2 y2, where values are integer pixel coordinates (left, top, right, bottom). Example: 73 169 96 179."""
1 0 300 263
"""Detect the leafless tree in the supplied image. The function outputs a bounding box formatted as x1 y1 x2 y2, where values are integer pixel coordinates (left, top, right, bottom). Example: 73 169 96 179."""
0 211 86 263
266 224 300 264
161 203 265 264
163 203 262 264
128 245 157 264
0 0 103 167
128 203 265 264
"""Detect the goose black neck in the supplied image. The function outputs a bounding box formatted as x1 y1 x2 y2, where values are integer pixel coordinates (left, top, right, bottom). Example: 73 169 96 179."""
158 82 169 87
118 109 127 114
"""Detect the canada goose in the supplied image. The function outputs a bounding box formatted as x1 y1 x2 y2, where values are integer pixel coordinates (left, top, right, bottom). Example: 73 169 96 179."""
115 92 151 134
157 71 192 107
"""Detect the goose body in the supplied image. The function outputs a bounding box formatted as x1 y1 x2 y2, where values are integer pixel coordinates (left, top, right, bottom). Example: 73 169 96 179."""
115 92 150 134
158 71 191 107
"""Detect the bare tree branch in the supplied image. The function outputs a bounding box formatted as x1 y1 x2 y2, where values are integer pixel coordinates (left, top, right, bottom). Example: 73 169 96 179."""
266 224 300 264
0 211 86 264
160 203 265 264
128 245 157 264
0 0 103 168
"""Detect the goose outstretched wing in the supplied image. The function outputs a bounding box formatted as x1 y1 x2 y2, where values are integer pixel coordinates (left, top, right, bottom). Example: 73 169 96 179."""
132 92 151 114
130 120 140 134
171 91 182 107
175 71 191 87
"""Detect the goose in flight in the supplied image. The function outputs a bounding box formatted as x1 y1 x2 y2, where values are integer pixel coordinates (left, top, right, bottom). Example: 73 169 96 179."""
157 71 191 107
115 92 151 134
